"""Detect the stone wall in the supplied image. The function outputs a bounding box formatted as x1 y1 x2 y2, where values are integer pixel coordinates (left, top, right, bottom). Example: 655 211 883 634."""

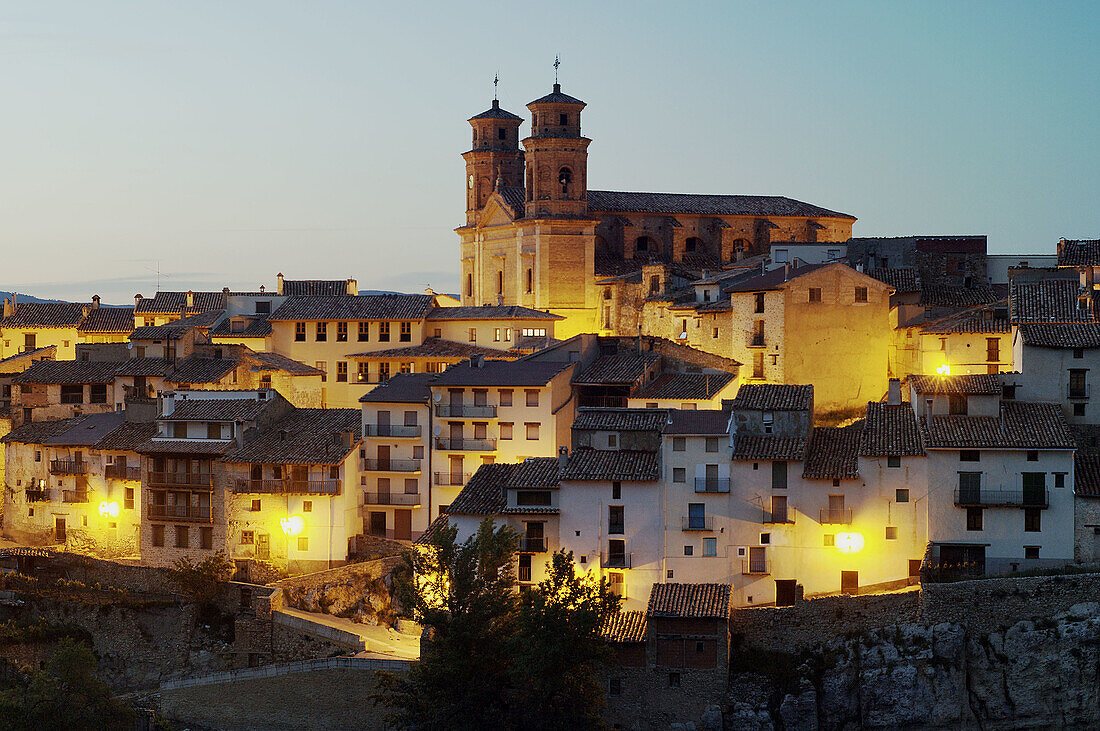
1076 495 1100 563
273 555 404 625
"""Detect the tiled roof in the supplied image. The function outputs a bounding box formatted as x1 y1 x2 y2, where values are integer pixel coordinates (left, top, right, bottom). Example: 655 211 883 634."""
802 424 863 480
267 295 435 322
560 449 660 482
134 291 227 315
245 352 323 375
226 408 361 465
358 373 435 404
588 190 855 220
867 267 921 293
1075 456 1100 498
93 421 157 451
646 583 731 619
211 317 273 338
729 384 813 411
634 372 734 400
113 358 177 376
1018 324 1100 349
1 302 86 328
594 250 644 278
920 284 1000 308
1011 279 1097 323
601 611 647 643
12 360 120 384
165 357 239 385
860 402 924 457
78 307 134 333
573 353 659 385
909 374 1002 395
430 358 573 387
573 408 669 432
665 409 731 435
446 458 562 517
1 416 85 445
347 338 507 359
920 401 1075 450
45 412 127 446
130 324 191 341
166 397 275 422
281 280 349 296
137 438 234 455
732 435 807 461
920 302 1010 335
1058 239 1100 267
723 262 833 293
0 345 56 373
415 515 452 545
528 85 585 106
468 100 524 121
425 306 561 321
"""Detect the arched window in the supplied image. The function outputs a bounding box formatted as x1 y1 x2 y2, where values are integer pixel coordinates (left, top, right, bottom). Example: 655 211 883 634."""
685 237 701 253
559 167 572 197
466 273 473 298
635 236 654 256
496 270 504 295
525 268 533 294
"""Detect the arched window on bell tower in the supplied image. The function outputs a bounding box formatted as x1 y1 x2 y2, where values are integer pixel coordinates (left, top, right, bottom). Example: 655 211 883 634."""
559 167 573 198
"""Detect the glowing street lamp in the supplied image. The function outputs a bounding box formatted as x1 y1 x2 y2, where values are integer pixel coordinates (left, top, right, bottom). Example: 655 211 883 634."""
281 515 305 536
936 363 951 376
98 501 120 519
835 532 865 553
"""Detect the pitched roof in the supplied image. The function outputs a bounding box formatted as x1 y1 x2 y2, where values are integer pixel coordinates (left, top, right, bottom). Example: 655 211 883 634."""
1076 455 1100 497
112 358 177 377
245 351 323 375
43 411 126 446
165 357 239 385
137 438 234 455
0 345 56 373
560 449 660 481
920 401 1075 450
729 384 813 411
134 291 227 315
867 267 921 293
1058 239 1100 267
415 515 452 545
93 421 158 451
909 374 1002 395
12 360 120 384
633 372 734 401
267 295 435 322
210 317 273 338
347 338 507 359
665 409 731 435
1 302 86 328
920 284 1000 308
573 353 659 385
860 402 924 457
468 100 524 121
280 280 349 296
1018 324 1100 349
425 306 561 321
446 458 562 517
573 408 669 432
646 583 731 619
225 409 361 465
732 435 807 461
587 190 855 220
723 262 832 293
919 301 1010 335
1011 279 1097 323
78 306 134 333
165 397 275 422
358 373 435 404
430 358 573 387
601 611 647 643
1 416 85 445
802 424 863 480
528 85 585 106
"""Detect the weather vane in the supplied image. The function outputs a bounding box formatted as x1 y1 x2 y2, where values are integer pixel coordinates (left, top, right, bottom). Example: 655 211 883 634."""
554 54 560 84
493 71 499 101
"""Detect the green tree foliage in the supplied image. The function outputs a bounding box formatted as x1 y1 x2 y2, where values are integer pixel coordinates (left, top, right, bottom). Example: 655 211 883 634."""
375 519 620 730
166 550 235 606
0 637 134 730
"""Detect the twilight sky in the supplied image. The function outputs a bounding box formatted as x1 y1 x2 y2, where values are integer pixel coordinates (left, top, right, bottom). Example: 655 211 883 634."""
2 1 1098 303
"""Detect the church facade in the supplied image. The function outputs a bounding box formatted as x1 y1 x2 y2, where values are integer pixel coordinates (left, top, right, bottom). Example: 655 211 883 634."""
456 84 858 338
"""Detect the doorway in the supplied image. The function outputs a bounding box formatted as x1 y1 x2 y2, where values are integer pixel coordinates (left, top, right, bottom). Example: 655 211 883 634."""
54 518 66 544
841 571 858 595
775 579 797 607
394 510 412 541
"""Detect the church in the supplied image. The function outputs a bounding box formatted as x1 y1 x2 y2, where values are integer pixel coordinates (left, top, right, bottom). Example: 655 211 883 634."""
456 82 858 338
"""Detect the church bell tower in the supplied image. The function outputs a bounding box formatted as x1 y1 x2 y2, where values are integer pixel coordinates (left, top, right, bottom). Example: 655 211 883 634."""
462 96 525 225
523 81 589 219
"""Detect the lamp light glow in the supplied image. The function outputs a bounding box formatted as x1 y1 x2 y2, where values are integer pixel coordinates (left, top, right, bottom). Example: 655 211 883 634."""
835 532 865 553
936 363 951 376
98 501 120 519
281 515 305 536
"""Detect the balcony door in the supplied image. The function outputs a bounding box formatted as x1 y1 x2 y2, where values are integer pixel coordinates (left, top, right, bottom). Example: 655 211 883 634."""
688 503 706 530
377 478 391 503
377 410 391 437
771 495 788 523
449 422 463 445
376 445 391 471
1022 473 1045 506
705 464 719 492
748 546 766 574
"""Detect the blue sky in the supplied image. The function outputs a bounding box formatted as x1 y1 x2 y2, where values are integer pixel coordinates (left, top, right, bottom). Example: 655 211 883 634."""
2 1 1098 302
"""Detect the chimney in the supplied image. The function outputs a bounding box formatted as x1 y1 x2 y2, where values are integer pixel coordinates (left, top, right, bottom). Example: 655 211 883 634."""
557 446 569 469
887 378 902 406
2 299 12 319
279 429 289 442
342 430 354 449
347 278 358 296
81 305 90 319
222 287 230 296
783 262 790 281
135 293 143 307
259 284 265 293
91 294 100 309
186 290 194 309
277 273 285 295
470 354 484 368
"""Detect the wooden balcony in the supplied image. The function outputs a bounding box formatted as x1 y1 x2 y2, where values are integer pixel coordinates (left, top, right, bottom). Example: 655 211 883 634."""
50 459 87 475
148 504 213 523
25 489 50 503
819 508 853 525
147 472 214 489
602 552 632 569
762 509 794 524
233 478 340 495
742 558 771 575
519 537 548 553
105 465 141 481
62 490 89 504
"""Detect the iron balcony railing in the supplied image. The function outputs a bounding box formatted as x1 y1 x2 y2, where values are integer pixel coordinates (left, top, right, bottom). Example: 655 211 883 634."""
819 508 853 525
234 478 341 495
694 478 730 494
105 465 141 481
682 516 715 531
1067 384 1091 400
148 504 213 523
762 509 794 524
434 404 497 419
434 438 496 452
361 459 422 473
519 537 548 553
25 489 50 503
62 490 89 504
147 472 214 489
49 459 87 475
362 492 421 506
363 424 422 438
433 472 472 486
742 558 771 575
953 488 1048 509
602 552 632 569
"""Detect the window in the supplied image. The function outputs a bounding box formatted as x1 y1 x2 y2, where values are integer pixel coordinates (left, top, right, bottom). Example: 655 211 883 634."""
705 437 719 453
500 422 513 440
240 531 254 544
34 450 41 462
303 500 313 513
684 545 693 556
525 422 539 440
1026 450 1038 462
808 287 822 303
298 537 309 552
337 361 348 382
175 526 189 548
687 503 706 530
1055 473 1066 488
948 394 968 415
358 322 369 342
400 322 411 342
525 389 539 407
608 506 624 534
668 673 680 688
89 384 107 404
753 352 764 379
172 422 187 438
1025 546 1040 560
986 337 999 362
612 482 622 500
896 488 910 503
125 487 134 510
760 532 770 545
494 328 501 342
823 534 835 547
702 537 716 556
516 491 551 506
315 322 327 341
713 327 719 338
251 499 261 512
254 300 270 315
966 507 983 531
379 322 391 342
1074 348 1084 359
468 328 477 343
499 389 513 407
200 527 213 549
207 423 221 439
754 292 765 313
357 362 369 382
960 450 980 462
521 328 547 338
606 433 618 448
854 286 868 303
316 362 327 382
672 437 686 452
525 268 533 293
1070 369 1088 399
1075 403 1086 416
1024 508 1041 532
60 384 83 404
466 273 473 298
771 461 787 489
887 455 901 468
378 362 390 382
885 526 898 540
673 468 686 483
152 524 164 547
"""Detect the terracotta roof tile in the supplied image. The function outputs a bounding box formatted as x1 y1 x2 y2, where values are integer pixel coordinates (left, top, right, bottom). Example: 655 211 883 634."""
921 284 1000 308
802 423 863 479
1011 279 1097 323
165 357 239 385
1075 456 1100 497
12 360 120 384
93 421 158 451
468 100 524 121
425 306 561 321
664 409 731 435
634 372 734 400
573 408 669 432
1018 324 1100 349
226 409 361 465
1 416 85 444
245 352 323 375
166 397 276 422
909 374 1002 395
1 302 87 328
430 358 573 387
134 291 227 315
729 384 813 411
560 449 659 482
868 267 921 293
1058 239 1100 267
732 435 807 461
920 401 1074 450
415 515 453 545
860 402 924 457
601 610 647 643
78 307 134 333
587 190 855 220
646 583 731 619
358 373 435 404
347 338 509 360
280 280 349 296
574 353 659 385
211 317 273 338
268 295 435 322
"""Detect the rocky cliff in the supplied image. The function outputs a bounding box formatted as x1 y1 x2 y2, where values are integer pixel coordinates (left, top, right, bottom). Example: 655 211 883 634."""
728 601 1100 729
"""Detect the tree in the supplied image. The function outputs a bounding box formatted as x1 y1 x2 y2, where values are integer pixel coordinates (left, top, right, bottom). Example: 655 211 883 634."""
166 550 235 607
374 520 620 730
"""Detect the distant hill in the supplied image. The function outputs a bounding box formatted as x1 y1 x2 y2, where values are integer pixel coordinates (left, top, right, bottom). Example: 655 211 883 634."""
0 291 70 305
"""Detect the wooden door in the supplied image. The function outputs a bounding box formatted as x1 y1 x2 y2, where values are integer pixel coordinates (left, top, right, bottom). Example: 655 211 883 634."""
377 445 390 471
775 579 797 607
377 410 390 437
394 510 412 541
256 534 270 560
55 518 66 543
369 512 387 538
841 571 859 595
449 455 463 484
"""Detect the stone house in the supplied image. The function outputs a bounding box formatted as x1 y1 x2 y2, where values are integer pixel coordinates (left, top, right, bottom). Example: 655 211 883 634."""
0 296 132 360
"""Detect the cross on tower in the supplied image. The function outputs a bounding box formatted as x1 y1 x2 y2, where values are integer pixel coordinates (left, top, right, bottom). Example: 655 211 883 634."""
553 54 560 83
493 72 499 101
